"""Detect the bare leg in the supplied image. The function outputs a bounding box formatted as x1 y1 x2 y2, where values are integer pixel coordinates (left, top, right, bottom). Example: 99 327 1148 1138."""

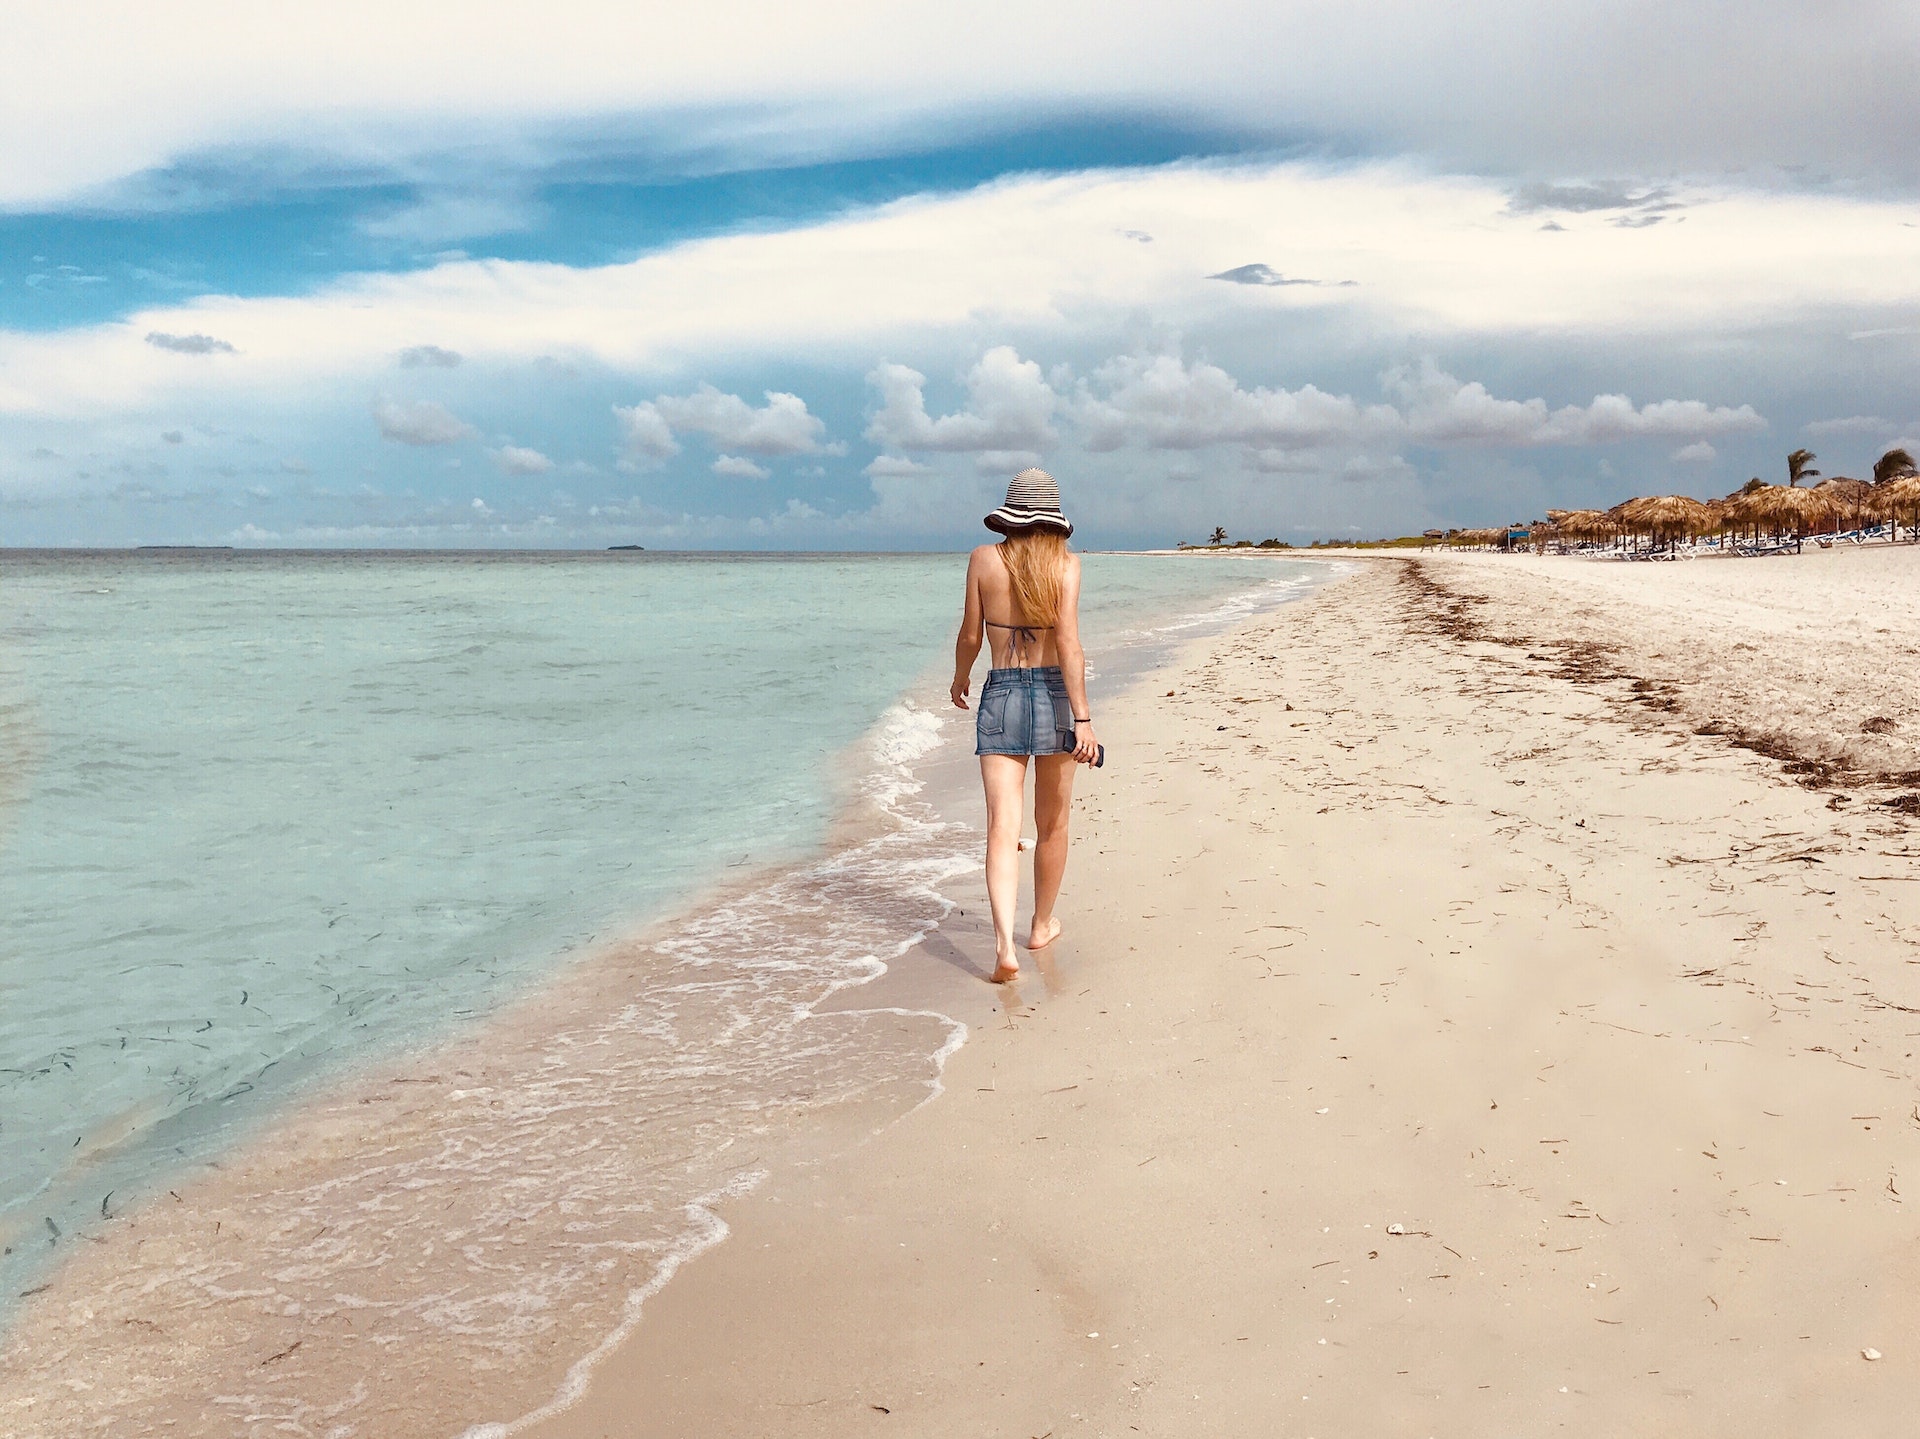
979 754 1030 981
1027 753 1077 949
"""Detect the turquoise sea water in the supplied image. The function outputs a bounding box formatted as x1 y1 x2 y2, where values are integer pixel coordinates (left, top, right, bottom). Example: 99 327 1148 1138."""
0 550 1322 1311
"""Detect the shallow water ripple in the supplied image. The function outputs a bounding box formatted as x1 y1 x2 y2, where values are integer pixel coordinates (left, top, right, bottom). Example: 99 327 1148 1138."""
0 763 974 1438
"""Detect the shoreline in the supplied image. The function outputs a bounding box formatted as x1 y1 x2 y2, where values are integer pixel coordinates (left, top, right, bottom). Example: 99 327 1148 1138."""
522 553 1919 1437
462 558 1343 1436
0 686 981 1438
0 557 1332 1438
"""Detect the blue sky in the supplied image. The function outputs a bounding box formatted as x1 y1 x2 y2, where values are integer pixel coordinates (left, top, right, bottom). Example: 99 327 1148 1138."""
0 116 1268 332
5 3 1920 548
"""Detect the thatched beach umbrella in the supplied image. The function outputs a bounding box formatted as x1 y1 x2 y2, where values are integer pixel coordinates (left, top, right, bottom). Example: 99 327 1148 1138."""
1617 494 1711 551
1720 479 1788 548
1636 495 1710 533
1611 497 1649 550
1718 486 1787 546
1598 500 1636 551
1880 473 1920 506
1813 476 1874 530
1744 483 1836 540
1553 509 1604 542
1721 490 1758 545
1877 473 1920 541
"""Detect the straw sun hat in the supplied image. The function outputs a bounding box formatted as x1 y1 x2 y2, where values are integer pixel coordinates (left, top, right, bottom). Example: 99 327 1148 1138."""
984 467 1073 538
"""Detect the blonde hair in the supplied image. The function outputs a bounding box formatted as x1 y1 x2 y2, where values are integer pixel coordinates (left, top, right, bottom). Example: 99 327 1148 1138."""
999 530 1068 627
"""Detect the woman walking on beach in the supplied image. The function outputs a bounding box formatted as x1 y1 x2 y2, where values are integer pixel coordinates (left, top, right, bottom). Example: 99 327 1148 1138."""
950 469 1100 982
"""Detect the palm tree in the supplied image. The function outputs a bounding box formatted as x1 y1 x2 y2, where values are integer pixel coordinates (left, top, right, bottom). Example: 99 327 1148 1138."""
1209 526 1228 546
1787 448 1819 487
1873 447 1917 485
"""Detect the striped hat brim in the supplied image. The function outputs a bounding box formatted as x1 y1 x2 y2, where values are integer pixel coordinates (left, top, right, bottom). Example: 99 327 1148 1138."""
985 504 1073 537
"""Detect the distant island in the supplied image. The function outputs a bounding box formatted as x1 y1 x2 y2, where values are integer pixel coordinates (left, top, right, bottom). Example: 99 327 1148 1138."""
607 545 645 551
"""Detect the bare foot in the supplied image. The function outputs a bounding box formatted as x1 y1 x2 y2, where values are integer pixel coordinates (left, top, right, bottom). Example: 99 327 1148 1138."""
1026 915 1062 951
990 951 1021 983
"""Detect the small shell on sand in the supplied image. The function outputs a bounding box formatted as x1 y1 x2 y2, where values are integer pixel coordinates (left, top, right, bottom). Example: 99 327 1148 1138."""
1863 1348 1883 1361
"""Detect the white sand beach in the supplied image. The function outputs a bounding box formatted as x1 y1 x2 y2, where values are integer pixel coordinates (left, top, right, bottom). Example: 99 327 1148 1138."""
526 550 1920 1438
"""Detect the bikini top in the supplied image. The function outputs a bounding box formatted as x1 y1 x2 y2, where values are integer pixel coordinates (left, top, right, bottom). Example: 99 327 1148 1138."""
984 615 1052 663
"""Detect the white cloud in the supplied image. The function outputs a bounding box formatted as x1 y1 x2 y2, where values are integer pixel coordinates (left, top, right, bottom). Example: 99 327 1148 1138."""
359 191 540 244
398 344 462 368
1060 349 1757 470
1804 414 1891 436
1248 449 1414 483
1243 448 1328 474
146 331 234 355
1077 353 1374 452
1383 360 1765 447
613 402 679 464
495 444 554 475
1671 440 1716 463
863 454 931 478
471 497 492 516
7 162 1920 424
711 453 771 480
865 346 1056 453
653 384 830 455
972 449 1041 474
12 3 1920 211
1337 453 1418 485
744 497 825 535
371 396 475 445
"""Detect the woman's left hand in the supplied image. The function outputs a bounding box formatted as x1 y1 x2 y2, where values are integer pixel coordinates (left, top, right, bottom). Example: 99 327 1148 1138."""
1072 722 1099 764
950 674 970 710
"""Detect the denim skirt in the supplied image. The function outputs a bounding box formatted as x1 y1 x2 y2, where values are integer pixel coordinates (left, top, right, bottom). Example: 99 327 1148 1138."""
975 666 1075 757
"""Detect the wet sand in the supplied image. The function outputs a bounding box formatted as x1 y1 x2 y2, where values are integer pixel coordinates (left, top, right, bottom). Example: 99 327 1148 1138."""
528 553 1920 1437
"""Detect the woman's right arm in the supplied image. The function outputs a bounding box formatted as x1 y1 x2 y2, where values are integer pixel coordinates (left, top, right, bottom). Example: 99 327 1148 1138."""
950 548 984 710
